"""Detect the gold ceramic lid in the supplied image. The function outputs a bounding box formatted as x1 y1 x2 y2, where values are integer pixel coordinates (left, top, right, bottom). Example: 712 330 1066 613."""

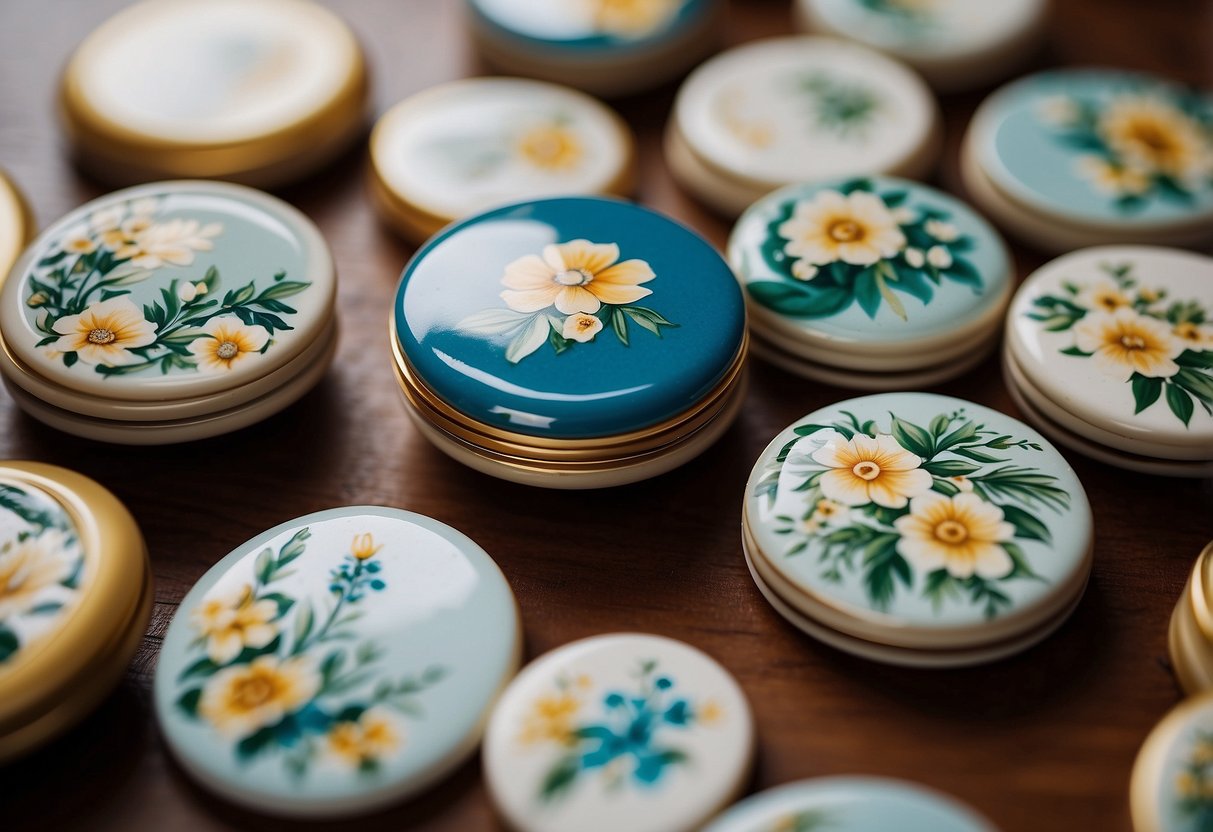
59 0 368 186
0 461 149 760
0 171 33 288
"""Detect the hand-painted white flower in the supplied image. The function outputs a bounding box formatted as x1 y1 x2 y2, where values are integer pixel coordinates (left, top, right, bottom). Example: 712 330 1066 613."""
199 655 320 737
791 260 819 281
500 239 654 315
115 218 222 269
1073 308 1183 381
895 491 1015 580
562 312 603 343
810 430 933 509
178 282 199 303
51 297 157 366
1099 94 1213 183
891 206 918 225
1173 321 1213 351
1037 95 1080 126
328 707 402 767
903 247 925 269
1075 155 1151 196
778 190 906 267
926 245 953 269
190 583 279 664
924 220 959 242
60 223 97 254
1136 287 1164 304
946 475 974 493
1078 277 1132 314
188 316 270 373
0 529 75 620
130 197 159 217
89 205 126 234
812 498 845 524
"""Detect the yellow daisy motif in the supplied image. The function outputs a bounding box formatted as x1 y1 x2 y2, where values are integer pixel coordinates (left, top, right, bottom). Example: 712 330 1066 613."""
1078 277 1134 313
188 316 270 373
778 190 907 268
517 123 583 172
199 655 320 737
50 297 157 366
894 492 1015 580
1174 321 1213 351
592 0 682 37
328 707 402 766
60 223 97 255
562 312 603 343
519 692 582 746
810 431 933 509
0 529 74 621
1073 308 1183 381
1099 94 1213 183
191 583 279 665
500 239 655 315
812 498 845 523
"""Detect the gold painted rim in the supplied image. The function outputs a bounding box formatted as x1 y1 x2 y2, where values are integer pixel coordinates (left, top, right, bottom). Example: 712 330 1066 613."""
0 170 34 293
1130 691 1213 832
0 462 149 730
1189 541 1213 642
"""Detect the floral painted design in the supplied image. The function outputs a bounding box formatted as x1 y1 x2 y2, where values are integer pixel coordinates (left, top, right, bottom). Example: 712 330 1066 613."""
1026 261 1213 426
791 73 883 138
747 179 983 321
522 660 720 802
458 239 677 363
433 113 587 181
517 120 584 172
0 483 84 664
25 196 310 377
765 812 834 832
175 530 445 779
589 0 683 39
754 408 1071 617
856 0 939 22
1037 88 1213 210
1175 732 1213 828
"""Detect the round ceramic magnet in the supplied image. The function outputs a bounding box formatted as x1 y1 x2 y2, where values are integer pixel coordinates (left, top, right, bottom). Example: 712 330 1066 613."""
0 461 150 762
703 776 997 832
465 0 723 98
1131 693 1213 832
0 171 33 284
963 70 1213 251
743 393 1092 661
0 180 338 444
370 78 635 244
728 176 1011 386
668 36 940 217
483 633 753 832
795 0 1048 92
1004 246 1213 474
390 196 748 489
154 507 521 818
59 0 368 187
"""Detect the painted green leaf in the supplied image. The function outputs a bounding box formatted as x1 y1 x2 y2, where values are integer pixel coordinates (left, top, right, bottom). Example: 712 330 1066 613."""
257 281 310 301
891 266 934 305
1130 374 1163 413
922 460 980 477
1061 346 1094 357
1166 383 1195 426
0 626 18 663
943 257 983 289
610 307 629 346
179 656 220 682
0 484 61 531
458 308 532 336
1000 504 1052 543
540 756 581 802
890 415 933 458
854 268 881 318
1176 350 1213 369
176 688 202 717
747 281 851 318
236 726 279 760
254 547 274 585
1175 368 1213 404
505 314 549 363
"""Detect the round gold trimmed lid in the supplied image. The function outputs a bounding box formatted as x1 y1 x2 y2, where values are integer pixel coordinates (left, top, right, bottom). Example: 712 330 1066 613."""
1131 692 1213 832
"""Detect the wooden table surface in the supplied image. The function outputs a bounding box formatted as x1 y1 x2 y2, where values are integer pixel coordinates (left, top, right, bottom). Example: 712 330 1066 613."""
2 1 1211 829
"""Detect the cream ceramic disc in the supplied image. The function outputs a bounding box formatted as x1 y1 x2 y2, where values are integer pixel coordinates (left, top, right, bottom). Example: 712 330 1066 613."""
1131 693 1213 832
1006 246 1213 459
371 78 632 231
483 633 753 832
673 36 938 191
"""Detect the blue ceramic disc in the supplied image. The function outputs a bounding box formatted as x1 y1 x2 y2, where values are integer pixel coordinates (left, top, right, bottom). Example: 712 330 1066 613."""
153 507 520 818
393 196 746 439
468 0 719 53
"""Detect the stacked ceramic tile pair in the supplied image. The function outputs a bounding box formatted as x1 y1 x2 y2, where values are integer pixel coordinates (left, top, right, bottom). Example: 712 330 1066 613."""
1170 542 1213 696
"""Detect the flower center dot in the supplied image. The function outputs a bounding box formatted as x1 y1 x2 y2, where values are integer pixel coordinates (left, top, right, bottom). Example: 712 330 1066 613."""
87 328 116 345
828 220 864 243
852 461 881 481
1130 123 1175 155
935 520 969 545
216 341 239 360
232 676 276 709
555 268 592 286
1119 334 1146 350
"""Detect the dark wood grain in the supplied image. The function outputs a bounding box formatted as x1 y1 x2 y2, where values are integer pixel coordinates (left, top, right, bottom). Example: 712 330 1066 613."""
1 1 1211 829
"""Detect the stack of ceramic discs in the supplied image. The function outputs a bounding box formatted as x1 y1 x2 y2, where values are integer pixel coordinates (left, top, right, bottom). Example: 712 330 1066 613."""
58 0 369 187
703 777 998 832
728 176 1012 389
795 0 1049 92
668 36 940 217
0 461 150 762
154 506 520 817
963 69 1213 253
0 181 338 444
1170 542 1213 696
483 633 754 832
464 0 723 98
1003 246 1213 477
1131 692 1213 832
390 196 748 489
743 392 1092 668
370 77 635 244
0 171 33 281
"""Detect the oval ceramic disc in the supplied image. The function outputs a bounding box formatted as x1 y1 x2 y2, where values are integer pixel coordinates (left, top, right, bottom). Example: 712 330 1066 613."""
372 78 633 229
674 36 937 189
744 392 1091 648
1132 693 1213 832
702 776 997 832
0 181 334 403
970 70 1213 232
729 176 1011 355
483 633 753 832
392 196 746 439
153 507 520 818
1006 246 1213 458
63 0 362 147
468 0 718 52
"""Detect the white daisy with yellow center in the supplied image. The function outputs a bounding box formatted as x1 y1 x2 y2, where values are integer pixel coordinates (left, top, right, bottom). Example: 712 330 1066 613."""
50 297 157 366
199 655 320 737
1099 94 1213 184
1078 277 1133 314
0 529 74 621
191 583 280 665
500 239 655 315
778 190 907 268
1173 321 1213 352
1073 308 1183 381
1075 155 1151 196
188 316 270 373
894 491 1015 580
113 217 222 270
809 431 933 509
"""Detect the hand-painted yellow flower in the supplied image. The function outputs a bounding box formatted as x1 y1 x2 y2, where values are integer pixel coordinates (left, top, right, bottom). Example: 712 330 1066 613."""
778 191 907 267
191 583 280 664
1073 308 1183 381
188 316 270 373
1075 156 1151 196
0 529 75 620
1099 95 1213 183
500 240 655 315
812 498 845 523
328 707 402 766
1174 321 1213 351
113 218 222 269
810 431 932 509
351 532 382 561
592 0 681 37
60 223 98 255
1077 277 1133 313
895 491 1015 580
51 297 157 366
199 655 320 737
562 312 603 343
519 692 581 746
517 123 583 171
